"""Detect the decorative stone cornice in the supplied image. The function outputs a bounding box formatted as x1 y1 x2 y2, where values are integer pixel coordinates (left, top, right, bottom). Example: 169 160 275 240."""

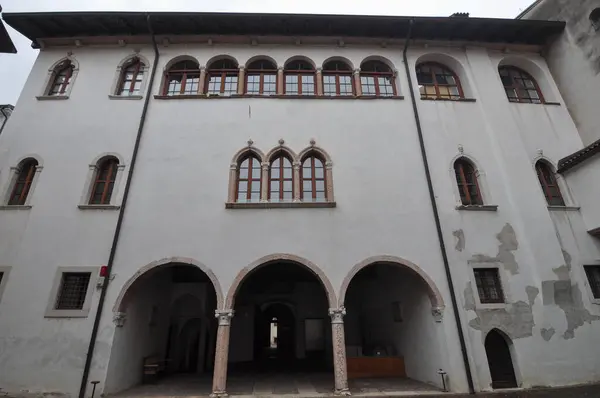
113 312 126 327
215 310 234 326
329 307 346 324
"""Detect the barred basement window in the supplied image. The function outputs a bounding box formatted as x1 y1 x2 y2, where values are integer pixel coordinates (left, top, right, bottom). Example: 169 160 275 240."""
474 268 505 304
55 272 91 310
584 266 600 299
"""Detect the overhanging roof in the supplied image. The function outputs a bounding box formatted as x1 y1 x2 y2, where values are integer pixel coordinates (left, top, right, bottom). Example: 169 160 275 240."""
2 11 565 47
0 5 17 53
558 138 600 173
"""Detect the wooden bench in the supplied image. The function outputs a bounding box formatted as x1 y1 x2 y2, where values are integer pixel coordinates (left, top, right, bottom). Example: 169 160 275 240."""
142 356 167 383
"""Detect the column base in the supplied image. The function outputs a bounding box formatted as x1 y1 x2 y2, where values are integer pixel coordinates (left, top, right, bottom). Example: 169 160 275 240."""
210 391 228 398
334 388 351 396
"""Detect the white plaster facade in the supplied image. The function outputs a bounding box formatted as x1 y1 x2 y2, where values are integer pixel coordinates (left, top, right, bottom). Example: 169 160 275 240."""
0 12 599 398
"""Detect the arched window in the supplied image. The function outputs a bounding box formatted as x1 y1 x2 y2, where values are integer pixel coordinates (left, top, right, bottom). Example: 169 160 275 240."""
269 155 293 202
206 58 239 96
48 60 75 96
454 158 482 206
237 155 262 203
8 159 38 205
301 155 326 202
284 60 315 96
359 60 395 97
322 60 353 96
89 158 119 205
535 161 564 206
416 62 463 100
246 59 277 95
163 60 200 96
117 58 145 96
499 66 544 104
590 8 600 31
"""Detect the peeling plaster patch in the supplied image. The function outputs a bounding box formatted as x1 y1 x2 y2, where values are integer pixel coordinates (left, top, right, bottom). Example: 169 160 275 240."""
471 223 519 275
464 281 476 311
553 265 571 281
541 327 555 341
526 286 539 306
453 229 465 252
554 282 600 339
542 281 556 305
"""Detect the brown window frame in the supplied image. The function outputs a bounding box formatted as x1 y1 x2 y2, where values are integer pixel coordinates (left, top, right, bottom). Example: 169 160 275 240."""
499 66 545 104
48 61 74 96
535 161 565 206
416 62 464 100
359 61 396 97
89 158 119 205
8 159 37 206
454 159 483 206
268 155 294 202
236 155 262 203
284 60 316 96
245 60 277 95
301 155 327 202
205 59 239 96
163 60 201 96
584 265 600 299
473 268 505 304
322 61 354 96
117 58 144 96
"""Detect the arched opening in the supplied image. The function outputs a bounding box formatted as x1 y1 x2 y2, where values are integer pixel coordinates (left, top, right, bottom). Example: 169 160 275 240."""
228 259 333 386
341 261 445 392
590 8 600 30
104 262 220 395
485 329 518 389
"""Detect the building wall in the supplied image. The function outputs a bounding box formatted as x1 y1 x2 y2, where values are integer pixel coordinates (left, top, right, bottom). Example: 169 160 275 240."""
523 0 600 145
0 39 598 396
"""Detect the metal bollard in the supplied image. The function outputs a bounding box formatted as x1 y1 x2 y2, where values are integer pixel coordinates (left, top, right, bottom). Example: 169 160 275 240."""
90 381 100 398
437 369 447 392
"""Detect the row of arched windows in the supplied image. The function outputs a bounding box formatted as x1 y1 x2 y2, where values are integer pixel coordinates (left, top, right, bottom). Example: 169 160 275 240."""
454 158 564 206
43 55 546 104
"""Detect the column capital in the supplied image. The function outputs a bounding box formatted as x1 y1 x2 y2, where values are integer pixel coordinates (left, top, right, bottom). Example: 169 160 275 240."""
353 68 361 75
230 163 238 171
238 65 245 70
215 310 234 326
261 162 270 171
325 161 334 170
316 67 323 73
278 66 285 71
292 161 301 170
431 306 445 323
113 311 126 327
329 307 346 324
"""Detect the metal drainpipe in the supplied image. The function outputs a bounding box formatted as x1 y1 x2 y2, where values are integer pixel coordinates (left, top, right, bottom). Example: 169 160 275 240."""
0 107 8 136
402 19 475 394
77 14 160 398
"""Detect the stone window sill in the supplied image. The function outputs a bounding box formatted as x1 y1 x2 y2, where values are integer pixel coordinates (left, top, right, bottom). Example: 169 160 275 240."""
548 206 580 211
0 205 32 210
155 94 404 100
507 100 561 106
226 201 336 209
78 204 121 210
456 205 498 211
36 95 69 101
476 302 507 310
108 95 143 100
44 310 89 318
421 97 476 102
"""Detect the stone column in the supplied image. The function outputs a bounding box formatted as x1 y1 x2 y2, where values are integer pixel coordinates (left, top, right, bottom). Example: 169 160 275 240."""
292 161 301 202
277 66 285 95
316 68 324 96
261 162 270 202
228 163 238 203
329 307 350 396
211 310 234 398
325 161 335 202
237 66 245 95
198 66 207 94
353 69 362 96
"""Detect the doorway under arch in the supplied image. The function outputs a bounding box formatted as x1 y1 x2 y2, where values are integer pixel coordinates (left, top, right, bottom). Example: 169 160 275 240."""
485 329 518 389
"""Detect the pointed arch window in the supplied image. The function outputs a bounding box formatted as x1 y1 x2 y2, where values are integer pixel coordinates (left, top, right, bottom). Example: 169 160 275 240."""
284 60 315 95
206 59 239 96
301 155 326 202
89 158 119 205
535 161 564 206
359 60 395 97
8 159 38 206
237 155 262 203
416 62 463 100
48 60 75 96
117 58 145 96
163 60 200 96
499 66 544 104
322 60 353 96
454 158 483 206
246 59 277 95
269 155 293 202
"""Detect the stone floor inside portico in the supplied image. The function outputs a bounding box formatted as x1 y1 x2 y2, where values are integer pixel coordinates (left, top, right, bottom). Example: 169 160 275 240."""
112 373 442 397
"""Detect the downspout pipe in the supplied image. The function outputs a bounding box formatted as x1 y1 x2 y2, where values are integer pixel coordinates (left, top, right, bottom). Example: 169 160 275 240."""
0 107 8 136
402 19 475 394
78 14 160 398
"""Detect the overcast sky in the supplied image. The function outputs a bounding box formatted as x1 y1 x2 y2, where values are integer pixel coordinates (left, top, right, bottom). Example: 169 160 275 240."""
0 0 534 105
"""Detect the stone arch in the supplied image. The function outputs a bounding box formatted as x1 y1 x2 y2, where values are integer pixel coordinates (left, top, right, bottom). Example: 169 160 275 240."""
14 154 44 168
231 145 266 165
284 55 317 70
298 144 332 163
243 55 278 69
360 55 395 71
163 55 200 71
339 255 445 309
90 152 125 167
225 253 336 309
48 55 79 72
265 145 298 163
113 256 224 313
206 54 239 69
497 55 557 103
415 52 474 98
322 56 354 70
117 53 151 70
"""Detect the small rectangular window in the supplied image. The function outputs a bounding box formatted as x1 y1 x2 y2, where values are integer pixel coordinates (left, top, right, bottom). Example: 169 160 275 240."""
474 268 504 304
55 272 91 310
584 266 600 299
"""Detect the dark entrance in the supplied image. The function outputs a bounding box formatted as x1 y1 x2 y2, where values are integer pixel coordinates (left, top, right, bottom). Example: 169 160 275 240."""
254 303 295 363
485 329 518 389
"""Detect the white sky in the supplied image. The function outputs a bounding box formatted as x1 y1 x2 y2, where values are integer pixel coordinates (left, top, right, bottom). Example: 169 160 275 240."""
0 0 535 104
